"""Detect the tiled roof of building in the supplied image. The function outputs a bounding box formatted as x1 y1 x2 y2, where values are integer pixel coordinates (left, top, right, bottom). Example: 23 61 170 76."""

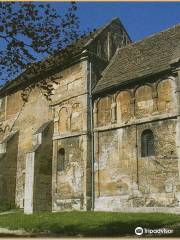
0 17 124 96
93 23 180 95
0 28 99 95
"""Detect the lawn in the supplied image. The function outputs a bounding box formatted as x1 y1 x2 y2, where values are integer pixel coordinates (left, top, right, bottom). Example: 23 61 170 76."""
0 211 180 237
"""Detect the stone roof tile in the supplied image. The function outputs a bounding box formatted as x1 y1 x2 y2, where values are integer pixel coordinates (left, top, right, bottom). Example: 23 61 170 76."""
93 23 180 95
0 18 122 96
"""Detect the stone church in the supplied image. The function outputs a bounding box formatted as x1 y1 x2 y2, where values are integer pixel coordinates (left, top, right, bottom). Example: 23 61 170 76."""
0 17 180 214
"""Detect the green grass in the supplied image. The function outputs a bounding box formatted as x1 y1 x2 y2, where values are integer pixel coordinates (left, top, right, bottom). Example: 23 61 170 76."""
0 211 180 237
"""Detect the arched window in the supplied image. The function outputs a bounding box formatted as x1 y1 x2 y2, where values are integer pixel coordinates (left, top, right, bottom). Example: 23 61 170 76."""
57 148 65 171
135 85 153 118
71 103 82 132
157 79 174 113
141 130 155 157
97 96 112 126
116 91 131 123
59 107 68 134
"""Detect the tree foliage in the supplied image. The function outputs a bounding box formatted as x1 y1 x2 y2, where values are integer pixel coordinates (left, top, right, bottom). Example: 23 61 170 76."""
0 2 81 100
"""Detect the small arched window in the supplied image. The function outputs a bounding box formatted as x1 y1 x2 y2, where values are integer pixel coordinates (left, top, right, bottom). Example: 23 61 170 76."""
59 107 68 134
97 96 112 126
141 129 155 157
57 148 65 171
71 103 82 132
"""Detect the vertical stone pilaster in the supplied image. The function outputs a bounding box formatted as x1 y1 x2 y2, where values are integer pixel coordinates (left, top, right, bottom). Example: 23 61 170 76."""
152 95 158 113
170 62 180 205
175 68 180 189
24 152 35 214
54 109 59 136
111 102 116 124
81 134 87 210
94 131 100 200
130 97 135 119
176 117 180 178
93 101 98 128
67 116 71 131
52 139 58 211
176 69 180 115
81 134 92 210
176 115 180 206
152 84 158 113
54 120 59 135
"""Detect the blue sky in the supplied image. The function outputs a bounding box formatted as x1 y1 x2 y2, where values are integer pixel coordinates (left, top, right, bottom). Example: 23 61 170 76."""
1 2 180 82
27 2 180 42
75 2 180 41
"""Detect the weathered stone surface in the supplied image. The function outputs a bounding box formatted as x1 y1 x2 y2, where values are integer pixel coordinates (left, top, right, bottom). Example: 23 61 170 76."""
51 60 93 211
0 132 19 210
116 91 131 123
0 19 180 214
94 75 180 211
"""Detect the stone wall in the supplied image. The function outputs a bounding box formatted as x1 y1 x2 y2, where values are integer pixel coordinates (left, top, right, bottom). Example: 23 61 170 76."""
51 60 92 211
31 121 53 213
0 18 130 212
13 61 88 210
136 120 180 207
50 20 131 211
52 136 85 211
13 88 53 208
0 132 19 210
94 75 180 211
94 77 177 129
1 19 178 213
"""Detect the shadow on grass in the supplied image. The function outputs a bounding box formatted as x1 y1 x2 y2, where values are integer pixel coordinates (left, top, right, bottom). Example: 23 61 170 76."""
170 225 180 238
45 219 179 237
1 212 180 238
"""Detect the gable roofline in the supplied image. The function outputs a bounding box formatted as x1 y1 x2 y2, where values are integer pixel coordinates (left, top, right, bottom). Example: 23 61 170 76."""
84 17 132 47
126 22 180 49
93 22 180 95
0 17 128 97
97 23 180 88
101 22 180 78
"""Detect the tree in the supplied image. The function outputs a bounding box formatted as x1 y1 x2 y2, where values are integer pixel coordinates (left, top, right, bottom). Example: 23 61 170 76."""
0 2 81 100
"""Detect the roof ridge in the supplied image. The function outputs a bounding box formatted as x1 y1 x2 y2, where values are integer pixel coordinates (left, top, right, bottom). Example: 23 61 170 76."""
93 22 180 95
0 17 126 96
84 17 122 48
116 22 180 53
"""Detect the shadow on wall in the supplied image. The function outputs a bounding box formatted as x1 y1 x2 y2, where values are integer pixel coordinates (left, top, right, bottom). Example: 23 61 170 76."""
0 131 19 211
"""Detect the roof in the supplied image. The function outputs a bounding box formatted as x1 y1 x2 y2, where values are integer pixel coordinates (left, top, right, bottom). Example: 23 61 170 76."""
93 23 180 95
0 28 99 95
0 17 126 96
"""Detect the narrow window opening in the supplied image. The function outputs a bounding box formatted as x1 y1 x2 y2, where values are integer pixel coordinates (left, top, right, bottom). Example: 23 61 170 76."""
141 129 155 157
57 148 65 171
